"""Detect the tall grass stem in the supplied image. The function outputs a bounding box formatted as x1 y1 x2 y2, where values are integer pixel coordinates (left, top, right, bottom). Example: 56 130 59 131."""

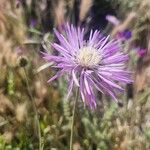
69 87 79 150
23 68 42 150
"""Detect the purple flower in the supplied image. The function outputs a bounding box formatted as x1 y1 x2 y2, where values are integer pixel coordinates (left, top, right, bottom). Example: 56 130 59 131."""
30 19 37 27
117 29 132 40
106 15 120 26
137 48 146 57
42 24 132 109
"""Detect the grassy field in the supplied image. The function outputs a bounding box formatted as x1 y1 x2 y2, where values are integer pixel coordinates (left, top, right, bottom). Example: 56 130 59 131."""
0 0 150 149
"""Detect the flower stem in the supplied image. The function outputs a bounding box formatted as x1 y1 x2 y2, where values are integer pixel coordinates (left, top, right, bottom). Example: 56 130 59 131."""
69 88 79 150
23 68 42 150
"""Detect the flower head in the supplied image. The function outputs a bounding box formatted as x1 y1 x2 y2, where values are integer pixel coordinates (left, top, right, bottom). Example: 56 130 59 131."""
117 29 132 40
136 48 146 57
42 24 132 109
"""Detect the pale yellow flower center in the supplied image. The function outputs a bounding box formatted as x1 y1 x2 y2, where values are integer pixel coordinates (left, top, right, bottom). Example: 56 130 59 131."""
76 47 101 67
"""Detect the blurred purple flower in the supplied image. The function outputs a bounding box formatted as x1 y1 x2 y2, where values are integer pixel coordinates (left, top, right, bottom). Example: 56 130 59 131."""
106 15 132 40
42 24 132 109
16 0 21 8
137 48 146 57
106 15 120 26
117 29 132 40
30 19 37 27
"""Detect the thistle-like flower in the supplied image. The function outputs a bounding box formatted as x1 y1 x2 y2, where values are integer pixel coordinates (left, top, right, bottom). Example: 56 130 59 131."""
42 24 132 109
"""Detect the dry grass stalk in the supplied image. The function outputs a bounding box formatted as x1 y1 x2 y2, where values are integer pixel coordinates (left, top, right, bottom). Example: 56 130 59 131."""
134 58 150 93
79 0 93 22
53 0 65 28
2 131 14 143
15 102 28 122
0 94 14 114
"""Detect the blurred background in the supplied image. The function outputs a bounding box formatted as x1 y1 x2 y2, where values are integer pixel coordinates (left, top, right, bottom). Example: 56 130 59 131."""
0 0 150 149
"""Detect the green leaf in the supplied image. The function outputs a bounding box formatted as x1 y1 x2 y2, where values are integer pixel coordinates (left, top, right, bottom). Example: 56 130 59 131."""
28 28 43 35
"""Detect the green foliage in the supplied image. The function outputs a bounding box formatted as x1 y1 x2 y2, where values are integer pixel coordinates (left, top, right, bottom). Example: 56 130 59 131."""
0 0 150 150
82 104 116 150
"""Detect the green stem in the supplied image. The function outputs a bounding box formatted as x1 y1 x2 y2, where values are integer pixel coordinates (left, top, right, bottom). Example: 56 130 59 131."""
69 88 79 150
23 68 42 150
